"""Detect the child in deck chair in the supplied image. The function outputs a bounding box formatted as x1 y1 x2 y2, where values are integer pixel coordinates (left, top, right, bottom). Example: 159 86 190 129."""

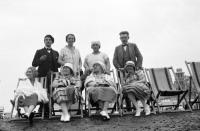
52 63 82 122
122 61 150 116
13 67 48 124
84 61 117 121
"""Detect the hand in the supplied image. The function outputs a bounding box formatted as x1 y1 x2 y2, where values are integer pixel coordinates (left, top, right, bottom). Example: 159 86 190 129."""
40 55 47 61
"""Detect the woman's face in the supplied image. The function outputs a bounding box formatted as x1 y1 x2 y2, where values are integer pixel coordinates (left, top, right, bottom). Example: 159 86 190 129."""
26 68 34 79
125 66 135 74
93 63 103 73
67 35 75 45
62 66 71 75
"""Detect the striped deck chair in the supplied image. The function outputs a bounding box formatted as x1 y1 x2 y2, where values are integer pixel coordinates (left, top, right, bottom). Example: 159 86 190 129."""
185 61 200 109
49 72 83 119
10 77 47 120
145 67 192 113
117 68 156 115
86 70 122 117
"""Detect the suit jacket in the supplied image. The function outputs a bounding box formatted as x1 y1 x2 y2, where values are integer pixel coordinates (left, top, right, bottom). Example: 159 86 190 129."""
32 48 60 77
113 43 143 69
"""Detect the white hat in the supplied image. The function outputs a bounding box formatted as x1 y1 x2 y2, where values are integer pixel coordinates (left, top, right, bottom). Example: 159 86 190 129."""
92 61 106 73
91 41 101 47
124 61 135 69
63 63 73 70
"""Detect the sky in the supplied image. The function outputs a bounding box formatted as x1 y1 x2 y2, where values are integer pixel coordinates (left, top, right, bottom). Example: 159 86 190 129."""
0 0 200 112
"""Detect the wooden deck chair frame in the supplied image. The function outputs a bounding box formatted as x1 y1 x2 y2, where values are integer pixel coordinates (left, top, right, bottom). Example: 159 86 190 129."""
185 61 200 109
86 69 122 117
116 68 156 115
49 72 83 119
10 77 47 120
145 67 192 113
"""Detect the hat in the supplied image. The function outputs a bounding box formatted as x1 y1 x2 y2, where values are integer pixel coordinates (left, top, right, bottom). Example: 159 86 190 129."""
91 41 101 47
62 63 74 75
124 61 135 70
92 61 106 73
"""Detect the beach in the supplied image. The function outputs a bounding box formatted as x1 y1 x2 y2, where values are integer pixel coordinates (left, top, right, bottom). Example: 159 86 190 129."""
1 110 200 131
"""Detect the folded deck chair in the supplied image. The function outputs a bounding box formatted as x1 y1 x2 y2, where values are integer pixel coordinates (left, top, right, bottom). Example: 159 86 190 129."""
85 69 122 117
49 72 83 119
117 68 155 115
10 77 47 120
185 61 200 109
145 67 192 113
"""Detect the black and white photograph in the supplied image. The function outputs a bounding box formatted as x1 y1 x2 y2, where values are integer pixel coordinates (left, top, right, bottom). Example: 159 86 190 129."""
0 0 200 130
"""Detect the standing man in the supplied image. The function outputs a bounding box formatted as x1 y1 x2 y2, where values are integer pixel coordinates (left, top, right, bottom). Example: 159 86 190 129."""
32 35 60 78
113 31 143 111
113 31 143 70
32 34 60 116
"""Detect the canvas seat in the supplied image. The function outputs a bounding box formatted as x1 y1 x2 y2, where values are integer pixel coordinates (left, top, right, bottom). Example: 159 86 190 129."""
185 61 200 109
85 69 122 117
48 72 83 119
10 77 47 120
145 67 192 113
116 68 155 115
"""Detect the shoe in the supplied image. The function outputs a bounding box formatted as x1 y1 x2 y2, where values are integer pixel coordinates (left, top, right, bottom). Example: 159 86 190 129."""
145 105 151 116
63 114 70 122
100 111 110 121
29 112 35 125
135 108 142 116
23 113 29 119
60 113 64 122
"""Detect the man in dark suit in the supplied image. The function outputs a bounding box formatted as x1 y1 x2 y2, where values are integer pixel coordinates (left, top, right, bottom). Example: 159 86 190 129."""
113 31 143 111
32 35 60 78
32 34 60 117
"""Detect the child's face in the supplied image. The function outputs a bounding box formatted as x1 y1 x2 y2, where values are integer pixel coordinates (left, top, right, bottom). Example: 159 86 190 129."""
125 66 135 74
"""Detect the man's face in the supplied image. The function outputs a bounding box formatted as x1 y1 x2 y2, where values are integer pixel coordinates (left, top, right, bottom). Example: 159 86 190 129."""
92 44 100 52
120 34 129 44
44 37 53 47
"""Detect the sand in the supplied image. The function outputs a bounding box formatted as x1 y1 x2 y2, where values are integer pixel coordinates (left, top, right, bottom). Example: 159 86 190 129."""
1 110 200 131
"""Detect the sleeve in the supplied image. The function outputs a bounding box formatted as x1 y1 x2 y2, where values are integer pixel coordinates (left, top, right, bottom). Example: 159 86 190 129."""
104 53 111 72
83 55 89 71
32 50 42 67
137 70 146 82
84 75 95 87
58 49 65 66
134 44 143 68
56 51 61 68
113 47 120 69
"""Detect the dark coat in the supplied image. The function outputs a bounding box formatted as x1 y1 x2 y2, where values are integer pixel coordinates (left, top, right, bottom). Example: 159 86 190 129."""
113 43 143 69
32 48 60 77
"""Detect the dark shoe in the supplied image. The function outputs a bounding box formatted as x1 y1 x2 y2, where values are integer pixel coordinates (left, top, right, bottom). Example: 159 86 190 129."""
29 112 35 125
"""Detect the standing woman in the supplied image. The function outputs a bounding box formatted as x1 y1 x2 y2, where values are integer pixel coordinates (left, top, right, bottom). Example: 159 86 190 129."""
52 63 81 122
122 61 151 116
13 67 48 124
58 34 82 77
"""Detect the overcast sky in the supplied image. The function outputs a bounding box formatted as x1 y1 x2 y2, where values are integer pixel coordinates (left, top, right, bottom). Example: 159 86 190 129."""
0 0 200 112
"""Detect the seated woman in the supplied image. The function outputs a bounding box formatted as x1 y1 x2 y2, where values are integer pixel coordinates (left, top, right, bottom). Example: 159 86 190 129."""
52 63 81 122
84 61 117 120
122 61 150 116
13 67 48 123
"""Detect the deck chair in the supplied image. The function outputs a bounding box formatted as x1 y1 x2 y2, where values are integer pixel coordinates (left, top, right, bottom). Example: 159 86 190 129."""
116 68 156 115
85 69 122 117
10 77 47 120
185 61 200 109
145 67 192 113
49 72 83 119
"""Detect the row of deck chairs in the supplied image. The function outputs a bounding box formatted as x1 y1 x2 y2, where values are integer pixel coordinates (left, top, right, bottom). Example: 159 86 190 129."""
10 61 200 120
